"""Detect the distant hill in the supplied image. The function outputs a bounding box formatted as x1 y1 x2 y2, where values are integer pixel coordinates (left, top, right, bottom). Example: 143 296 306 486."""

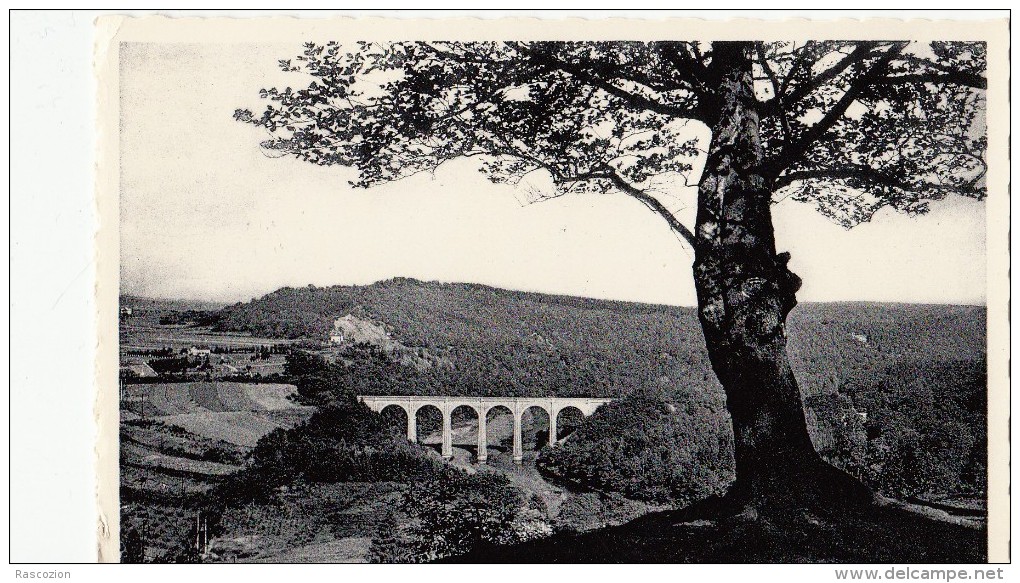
212 277 985 401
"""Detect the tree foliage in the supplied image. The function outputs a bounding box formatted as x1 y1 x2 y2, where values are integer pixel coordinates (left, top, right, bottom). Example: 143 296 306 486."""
538 353 987 505
236 40 985 233
848 358 987 499
215 399 453 502
119 525 146 563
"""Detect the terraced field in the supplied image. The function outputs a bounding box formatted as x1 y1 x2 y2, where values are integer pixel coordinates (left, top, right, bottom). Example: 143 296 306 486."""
120 381 318 561
122 382 316 446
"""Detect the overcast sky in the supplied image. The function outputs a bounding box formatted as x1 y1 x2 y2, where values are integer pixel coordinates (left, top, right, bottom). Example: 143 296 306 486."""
119 42 987 307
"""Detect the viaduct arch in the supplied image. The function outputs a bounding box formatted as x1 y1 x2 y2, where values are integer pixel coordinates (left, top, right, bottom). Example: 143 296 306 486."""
359 396 612 463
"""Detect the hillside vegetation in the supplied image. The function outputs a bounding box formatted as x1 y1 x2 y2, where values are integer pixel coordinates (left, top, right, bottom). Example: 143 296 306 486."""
215 278 707 396
214 278 984 397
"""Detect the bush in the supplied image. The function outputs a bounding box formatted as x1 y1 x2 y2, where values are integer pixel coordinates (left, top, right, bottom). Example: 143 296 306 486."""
805 391 870 480
552 491 646 534
147 357 190 375
200 446 240 465
120 526 146 563
215 398 456 503
370 472 551 563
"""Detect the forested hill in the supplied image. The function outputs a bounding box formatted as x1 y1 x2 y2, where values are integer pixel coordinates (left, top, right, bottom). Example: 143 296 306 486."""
213 277 986 401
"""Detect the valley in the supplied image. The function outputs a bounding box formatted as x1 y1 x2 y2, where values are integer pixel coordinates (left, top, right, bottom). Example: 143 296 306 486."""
118 278 988 563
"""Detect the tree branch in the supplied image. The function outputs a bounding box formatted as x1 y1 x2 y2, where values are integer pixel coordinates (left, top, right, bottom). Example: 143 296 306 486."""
478 142 698 249
516 45 707 121
774 165 984 197
872 71 986 89
777 42 811 98
889 54 987 89
658 42 711 93
755 43 792 146
783 43 880 106
766 42 907 181
602 170 698 249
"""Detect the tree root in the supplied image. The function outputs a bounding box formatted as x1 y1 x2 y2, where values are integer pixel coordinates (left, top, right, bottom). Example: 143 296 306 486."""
663 464 984 534
873 495 985 529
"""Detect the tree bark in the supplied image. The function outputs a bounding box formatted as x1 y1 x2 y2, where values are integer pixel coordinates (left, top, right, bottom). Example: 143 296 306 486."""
693 42 872 510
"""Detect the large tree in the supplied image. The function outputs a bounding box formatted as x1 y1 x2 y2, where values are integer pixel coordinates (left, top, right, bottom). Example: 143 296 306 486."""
235 40 986 512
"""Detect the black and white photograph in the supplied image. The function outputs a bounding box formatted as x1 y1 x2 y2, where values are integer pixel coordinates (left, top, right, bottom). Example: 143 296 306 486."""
13 11 1010 570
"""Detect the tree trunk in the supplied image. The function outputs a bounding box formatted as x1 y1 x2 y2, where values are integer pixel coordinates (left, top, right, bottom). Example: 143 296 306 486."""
693 42 872 511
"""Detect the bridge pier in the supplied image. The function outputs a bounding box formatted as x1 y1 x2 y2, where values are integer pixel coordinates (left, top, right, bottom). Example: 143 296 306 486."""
512 411 523 463
406 410 416 442
441 405 453 460
549 410 558 446
477 412 488 464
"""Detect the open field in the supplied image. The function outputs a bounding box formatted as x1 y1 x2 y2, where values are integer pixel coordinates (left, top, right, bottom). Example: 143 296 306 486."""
159 412 294 448
120 323 295 352
122 441 238 476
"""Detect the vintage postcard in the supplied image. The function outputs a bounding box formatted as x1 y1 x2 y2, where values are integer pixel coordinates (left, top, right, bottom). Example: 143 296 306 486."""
94 14 1010 564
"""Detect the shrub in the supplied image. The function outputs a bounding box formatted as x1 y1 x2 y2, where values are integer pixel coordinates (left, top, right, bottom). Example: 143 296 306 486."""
552 491 646 534
370 472 551 563
215 398 457 503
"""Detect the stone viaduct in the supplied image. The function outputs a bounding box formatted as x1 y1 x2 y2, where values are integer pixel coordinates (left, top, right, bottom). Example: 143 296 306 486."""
358 396 612 463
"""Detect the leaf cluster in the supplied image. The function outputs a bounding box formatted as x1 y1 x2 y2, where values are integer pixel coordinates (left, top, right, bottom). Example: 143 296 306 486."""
236 40 986 231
